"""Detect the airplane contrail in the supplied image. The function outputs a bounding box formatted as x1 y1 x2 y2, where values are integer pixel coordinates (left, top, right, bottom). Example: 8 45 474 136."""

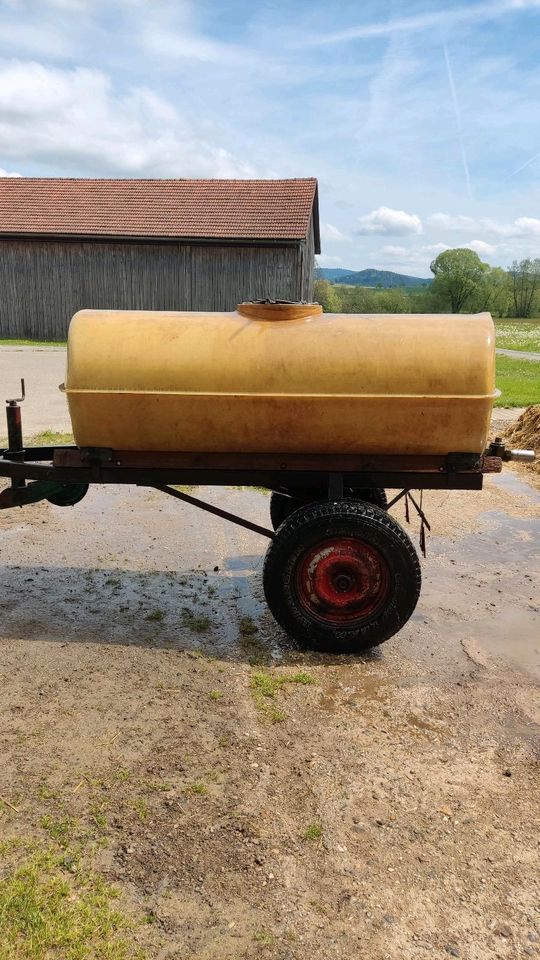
295 0 540 47
443 43 472 199
507 148 540 179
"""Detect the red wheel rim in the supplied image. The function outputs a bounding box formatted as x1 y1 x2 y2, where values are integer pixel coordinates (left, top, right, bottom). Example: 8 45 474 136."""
295 537 390 625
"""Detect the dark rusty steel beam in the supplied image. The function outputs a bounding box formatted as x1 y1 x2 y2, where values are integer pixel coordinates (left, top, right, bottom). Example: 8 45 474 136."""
53 447 484 474
151 484 275 539
0 457 485 490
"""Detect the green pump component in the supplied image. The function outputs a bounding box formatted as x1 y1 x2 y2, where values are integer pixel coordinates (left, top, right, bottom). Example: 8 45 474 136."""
0 481 89 510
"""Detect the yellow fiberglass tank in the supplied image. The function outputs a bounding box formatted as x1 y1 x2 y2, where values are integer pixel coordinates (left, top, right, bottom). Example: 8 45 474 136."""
65 302 496 456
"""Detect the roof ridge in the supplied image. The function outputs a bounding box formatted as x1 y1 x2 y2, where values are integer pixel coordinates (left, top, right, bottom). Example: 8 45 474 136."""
0 176 317 184
0 177 320 251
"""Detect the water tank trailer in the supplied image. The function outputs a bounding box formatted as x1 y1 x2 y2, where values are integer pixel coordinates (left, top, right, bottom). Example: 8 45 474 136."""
0 302 534 653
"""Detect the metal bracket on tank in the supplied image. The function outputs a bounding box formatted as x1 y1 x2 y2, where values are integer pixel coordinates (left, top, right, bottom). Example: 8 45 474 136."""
6 378 26 406
248 298 309 306
446 452 482 472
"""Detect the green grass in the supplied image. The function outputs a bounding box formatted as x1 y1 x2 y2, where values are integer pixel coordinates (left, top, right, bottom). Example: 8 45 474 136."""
181 610 211 633
250 670 315 722
30 430 74 446
1 429 74 449
184 782 208 796
303 823 323 841
145 609 164 623
0 339 66 347
238 615 258 638
133 798 148 823
495 319 540 353
39 816 78 848
253 931 274 945
0 846 140 959
495 354 540 407
251 671 315 699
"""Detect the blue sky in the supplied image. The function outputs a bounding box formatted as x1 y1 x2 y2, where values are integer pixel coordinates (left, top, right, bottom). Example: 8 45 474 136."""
1 0 539 276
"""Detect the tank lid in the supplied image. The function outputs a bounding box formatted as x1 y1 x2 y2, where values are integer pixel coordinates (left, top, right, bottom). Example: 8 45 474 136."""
237 300 323 321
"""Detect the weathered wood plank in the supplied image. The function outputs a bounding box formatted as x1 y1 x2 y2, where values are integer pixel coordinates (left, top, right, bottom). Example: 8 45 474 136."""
0 238 313 340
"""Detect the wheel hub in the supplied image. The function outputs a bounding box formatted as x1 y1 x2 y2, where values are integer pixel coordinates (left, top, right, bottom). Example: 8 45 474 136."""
296 537 390 624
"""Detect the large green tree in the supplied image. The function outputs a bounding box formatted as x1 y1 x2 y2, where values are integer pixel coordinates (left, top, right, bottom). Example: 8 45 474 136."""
469 266 513 316
509 258 540 318
313 278 342 312
430 248 489 312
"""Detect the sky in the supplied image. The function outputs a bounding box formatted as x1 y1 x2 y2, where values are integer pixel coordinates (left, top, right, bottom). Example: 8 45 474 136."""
1 0 540 277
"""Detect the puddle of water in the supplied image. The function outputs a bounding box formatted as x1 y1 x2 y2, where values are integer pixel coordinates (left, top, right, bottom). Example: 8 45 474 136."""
405 712 440 732
431 510 540 565
428 507 540 681
0 482 290 663
319 675 390 712
467 608 540 680
491 471 540 504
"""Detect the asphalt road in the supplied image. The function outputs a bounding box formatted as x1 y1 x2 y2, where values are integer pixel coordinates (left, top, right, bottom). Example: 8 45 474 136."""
0 346 71 436
496 347 540 361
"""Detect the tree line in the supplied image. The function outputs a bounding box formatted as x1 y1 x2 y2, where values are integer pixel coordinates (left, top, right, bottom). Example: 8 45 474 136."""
315 250 540 317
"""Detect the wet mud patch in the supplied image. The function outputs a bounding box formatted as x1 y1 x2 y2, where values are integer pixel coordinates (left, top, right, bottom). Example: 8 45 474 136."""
1 477 539 959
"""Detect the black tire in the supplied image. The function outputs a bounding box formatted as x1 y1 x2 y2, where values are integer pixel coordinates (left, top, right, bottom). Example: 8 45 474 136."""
356 487 387 510
263 499 421 654
47 483 89 507
269 487 387 531
270 491 299 530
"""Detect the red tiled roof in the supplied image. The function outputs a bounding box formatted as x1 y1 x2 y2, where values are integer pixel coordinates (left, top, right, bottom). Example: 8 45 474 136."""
0 177 319 248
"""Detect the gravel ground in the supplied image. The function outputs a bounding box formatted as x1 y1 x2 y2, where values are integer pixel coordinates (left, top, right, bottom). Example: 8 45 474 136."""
0 347 538 959
0 474 538 960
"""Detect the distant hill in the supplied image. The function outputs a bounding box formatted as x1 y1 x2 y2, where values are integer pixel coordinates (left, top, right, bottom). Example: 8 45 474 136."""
317 267 432 288
316 267 356 281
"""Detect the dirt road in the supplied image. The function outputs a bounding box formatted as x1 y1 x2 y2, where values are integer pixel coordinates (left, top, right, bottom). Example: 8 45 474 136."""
0 469 539 959
0 348 539 957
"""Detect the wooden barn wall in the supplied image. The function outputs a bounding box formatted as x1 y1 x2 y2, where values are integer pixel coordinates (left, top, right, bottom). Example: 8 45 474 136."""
0 238 304 340
299 214 316 301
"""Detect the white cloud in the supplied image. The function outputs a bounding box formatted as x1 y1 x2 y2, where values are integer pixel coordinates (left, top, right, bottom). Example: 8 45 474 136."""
316 254 343 266
0 167 22 176
144 27 262 68
422 242 451 254
355 206 422 236
513 217 540 236
320 222 348 242
0 20 74 59
429 213 540 239
465 239 497 256
428 213 475 230
382 245 408 257
480 216 540 238
0 59 253 177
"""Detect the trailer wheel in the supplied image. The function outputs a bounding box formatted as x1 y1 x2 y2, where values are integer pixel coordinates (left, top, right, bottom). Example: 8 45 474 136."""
47 483 89 507
269 488 387 530
263 499 420 653
270 492 298 530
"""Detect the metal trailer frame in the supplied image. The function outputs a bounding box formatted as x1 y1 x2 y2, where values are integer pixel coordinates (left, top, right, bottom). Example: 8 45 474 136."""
0 381 506 534
2 382 535 652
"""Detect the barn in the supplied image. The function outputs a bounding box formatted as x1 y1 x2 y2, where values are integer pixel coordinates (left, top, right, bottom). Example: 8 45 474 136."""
0 177 320 340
